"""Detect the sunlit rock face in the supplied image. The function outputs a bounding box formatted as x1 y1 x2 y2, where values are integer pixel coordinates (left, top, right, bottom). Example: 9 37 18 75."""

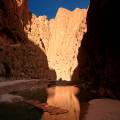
25 15 50 53
42 86 80 120
25 7 87 81
0 0 87 80
47 8 87 80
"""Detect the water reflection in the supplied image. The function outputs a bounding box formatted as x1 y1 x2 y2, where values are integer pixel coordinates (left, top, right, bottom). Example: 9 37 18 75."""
42 86 80 120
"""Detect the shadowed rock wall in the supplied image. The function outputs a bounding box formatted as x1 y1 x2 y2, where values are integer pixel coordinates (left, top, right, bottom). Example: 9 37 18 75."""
0 0 56 80
72 0 120 98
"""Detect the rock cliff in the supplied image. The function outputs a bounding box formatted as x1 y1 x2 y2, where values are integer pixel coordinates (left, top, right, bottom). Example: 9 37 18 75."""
0 0 30 41
0 0 87 80
24 7 87 81
73 0 120 98
25 15 50 53
0 0 56 80
47 8 87 80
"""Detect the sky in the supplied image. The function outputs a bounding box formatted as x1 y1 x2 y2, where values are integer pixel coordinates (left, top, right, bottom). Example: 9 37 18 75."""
29 0 89 19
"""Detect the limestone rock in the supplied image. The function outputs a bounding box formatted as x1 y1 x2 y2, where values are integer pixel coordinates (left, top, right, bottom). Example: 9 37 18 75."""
47 8 87 80
25 15 50 53
0 0 87 81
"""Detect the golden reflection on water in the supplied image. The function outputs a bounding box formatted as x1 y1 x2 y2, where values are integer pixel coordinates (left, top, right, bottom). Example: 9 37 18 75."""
42 86 80 120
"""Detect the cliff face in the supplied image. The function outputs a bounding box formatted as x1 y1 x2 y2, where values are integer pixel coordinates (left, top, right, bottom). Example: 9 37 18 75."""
47 8 87 80
25 7 87 81
25 15 50 53
0 0 56 80
24 7 87 81
0 0 30 41
74 0 120 98
0 0 87 80
0 0 119 100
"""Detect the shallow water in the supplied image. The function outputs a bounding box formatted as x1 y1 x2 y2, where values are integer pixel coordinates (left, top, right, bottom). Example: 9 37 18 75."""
0 86 85 120
42 86 80 120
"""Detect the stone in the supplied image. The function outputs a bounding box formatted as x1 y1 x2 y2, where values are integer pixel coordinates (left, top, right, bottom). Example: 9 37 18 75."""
0 0 87 81
84 99 120 120
47 8 87 80
0 94 23 103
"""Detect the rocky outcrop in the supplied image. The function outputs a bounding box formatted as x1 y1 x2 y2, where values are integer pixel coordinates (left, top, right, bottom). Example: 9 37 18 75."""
47 8 87 80
25 15 50 53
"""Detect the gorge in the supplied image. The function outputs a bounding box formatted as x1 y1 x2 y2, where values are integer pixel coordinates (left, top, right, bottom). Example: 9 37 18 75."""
0 0 120 105
0 0 120 120
0 0 87 81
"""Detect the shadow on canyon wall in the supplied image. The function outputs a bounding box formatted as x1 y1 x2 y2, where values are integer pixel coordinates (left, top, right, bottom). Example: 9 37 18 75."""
0 0 56 80
72 0 120 99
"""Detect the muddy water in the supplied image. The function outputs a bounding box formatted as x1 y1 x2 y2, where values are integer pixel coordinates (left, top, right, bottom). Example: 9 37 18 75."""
42 86 80 120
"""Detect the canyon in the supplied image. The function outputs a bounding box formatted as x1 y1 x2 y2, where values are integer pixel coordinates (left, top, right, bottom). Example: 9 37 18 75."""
0 0 120 99
0 1 120 120
0 0 87 81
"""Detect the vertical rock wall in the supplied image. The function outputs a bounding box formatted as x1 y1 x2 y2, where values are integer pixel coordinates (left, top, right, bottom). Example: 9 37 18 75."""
25 15 50 53
47 8 87 80
75 0 120 98
0 0 56 80
0 0 87 81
